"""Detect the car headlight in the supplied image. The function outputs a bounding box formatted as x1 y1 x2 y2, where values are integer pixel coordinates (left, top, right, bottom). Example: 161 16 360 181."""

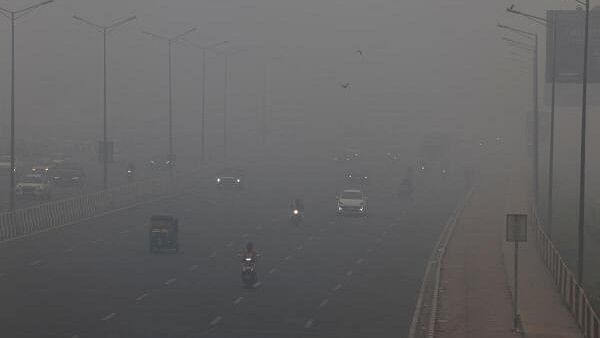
293 209 299 215
217 178 221 183
338 206 342 211
359 207 364 212
236 178 241 183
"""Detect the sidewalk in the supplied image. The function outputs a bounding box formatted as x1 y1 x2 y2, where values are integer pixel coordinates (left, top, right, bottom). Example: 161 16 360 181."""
435 162 582 337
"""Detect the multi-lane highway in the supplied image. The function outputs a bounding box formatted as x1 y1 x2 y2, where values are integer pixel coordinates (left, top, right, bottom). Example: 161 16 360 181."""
0 156 467 338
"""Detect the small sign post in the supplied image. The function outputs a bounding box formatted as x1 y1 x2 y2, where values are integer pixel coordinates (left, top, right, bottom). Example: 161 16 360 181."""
506 213 527 332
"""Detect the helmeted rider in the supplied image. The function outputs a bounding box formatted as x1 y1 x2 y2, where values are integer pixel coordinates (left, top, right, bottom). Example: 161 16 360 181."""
290 198 305 213
243 241 258 261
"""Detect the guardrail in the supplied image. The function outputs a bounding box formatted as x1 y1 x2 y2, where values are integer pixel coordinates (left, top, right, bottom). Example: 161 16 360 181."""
534 212 600 338
0 175 177 242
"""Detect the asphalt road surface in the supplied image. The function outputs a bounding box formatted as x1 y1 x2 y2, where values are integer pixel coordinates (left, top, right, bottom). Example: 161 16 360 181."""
0 157 466 338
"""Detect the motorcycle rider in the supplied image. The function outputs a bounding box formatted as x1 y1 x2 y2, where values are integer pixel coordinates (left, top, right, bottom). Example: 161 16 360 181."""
242 241 258 261
290 198 305 213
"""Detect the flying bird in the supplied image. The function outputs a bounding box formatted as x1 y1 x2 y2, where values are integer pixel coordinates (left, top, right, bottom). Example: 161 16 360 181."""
339 82 351 89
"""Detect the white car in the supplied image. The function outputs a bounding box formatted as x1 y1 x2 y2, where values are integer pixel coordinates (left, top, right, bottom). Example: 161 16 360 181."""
337 189 368 216
16 174 53 199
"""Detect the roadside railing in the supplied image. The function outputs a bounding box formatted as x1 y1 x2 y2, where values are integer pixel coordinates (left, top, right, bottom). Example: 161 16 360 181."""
534 212 600 338
0 174 180 242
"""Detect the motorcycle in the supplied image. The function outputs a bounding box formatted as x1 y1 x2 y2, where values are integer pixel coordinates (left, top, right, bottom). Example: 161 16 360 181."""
241 256 257 287
290 209 303 226
126 168 135 183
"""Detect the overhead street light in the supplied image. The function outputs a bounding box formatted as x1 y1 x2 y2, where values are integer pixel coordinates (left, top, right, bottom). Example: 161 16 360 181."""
72 14 137 190
143 27 197 175
0 0 54 213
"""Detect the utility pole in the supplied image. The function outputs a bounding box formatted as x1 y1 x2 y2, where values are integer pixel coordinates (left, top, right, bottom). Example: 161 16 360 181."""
73 14 136 190
0 0 54 212
143 28 197 175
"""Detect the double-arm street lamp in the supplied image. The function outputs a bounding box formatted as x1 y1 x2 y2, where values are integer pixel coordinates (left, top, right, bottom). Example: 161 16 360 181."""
143 28 197 174
73 14 137 190
0 0 54 212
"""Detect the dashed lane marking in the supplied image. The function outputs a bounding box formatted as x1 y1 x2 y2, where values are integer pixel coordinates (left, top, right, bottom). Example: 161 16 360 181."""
356 258 364 265
164 278 176 286
210 316 222 326
233 296 243 305
63 248 74 254
346 270 353 276
367 248 374 253
101 312 116 321
120 230 130 234
209 251 217 258
318 298 329 308
296 245 303 251
188 264 199 271
332 283 342 292
226 242 233 247
284 255 292 261
269 268 277 274
135 293 148 301
304 319 314 329
253 281 262 288
29 259 42 267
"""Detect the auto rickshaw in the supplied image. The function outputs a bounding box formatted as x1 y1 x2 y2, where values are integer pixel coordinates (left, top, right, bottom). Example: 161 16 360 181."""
149 215 179 253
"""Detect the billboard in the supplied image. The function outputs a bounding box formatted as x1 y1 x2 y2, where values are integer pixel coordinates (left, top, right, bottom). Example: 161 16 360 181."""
546 9 600 83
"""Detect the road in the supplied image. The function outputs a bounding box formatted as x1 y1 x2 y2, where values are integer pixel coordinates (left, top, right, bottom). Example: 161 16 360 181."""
0 157 466 338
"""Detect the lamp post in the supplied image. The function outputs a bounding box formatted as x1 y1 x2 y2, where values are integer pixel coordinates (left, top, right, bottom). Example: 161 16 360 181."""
505 6 560 240
0 0 54 212
143 28 197 175
73 15 136 190
184 40 228 162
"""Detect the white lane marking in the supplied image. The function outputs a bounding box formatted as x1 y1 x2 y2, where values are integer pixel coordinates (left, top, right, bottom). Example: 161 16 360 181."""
388 223 394 228
284 255 292 261
304 319 314 329
308 236 314 241
256 225 263 230
356 258 364 265
71 335 79 338
210 316 222 326
29 259 42 267
346 270 353 276
253 281 262 288
63 248 74 254
188 264 199 271
332 283 342 292
319 228 325 233
120 230 130 234
296 245 303 251
135 293 148 301
226 241 233 247
268 268 277 274
382 231 388 236
318 298 329 308
375 238 383 244
101 312 116 321
233 296 244 305
367 248 374 253
164 278 176 286
327 220 335 225
209 251 217 258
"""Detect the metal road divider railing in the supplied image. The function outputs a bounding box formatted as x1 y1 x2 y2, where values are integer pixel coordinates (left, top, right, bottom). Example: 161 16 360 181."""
0 174 179 242
534 211 600 338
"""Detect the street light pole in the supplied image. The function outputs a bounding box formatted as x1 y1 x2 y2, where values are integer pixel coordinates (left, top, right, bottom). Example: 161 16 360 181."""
73 14 136 190
184 40 228 162
0 0 54 212
143 28 197 175
577 0 590 285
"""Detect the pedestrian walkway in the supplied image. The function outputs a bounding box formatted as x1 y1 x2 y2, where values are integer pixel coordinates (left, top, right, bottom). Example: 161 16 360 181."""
435 160 582 337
